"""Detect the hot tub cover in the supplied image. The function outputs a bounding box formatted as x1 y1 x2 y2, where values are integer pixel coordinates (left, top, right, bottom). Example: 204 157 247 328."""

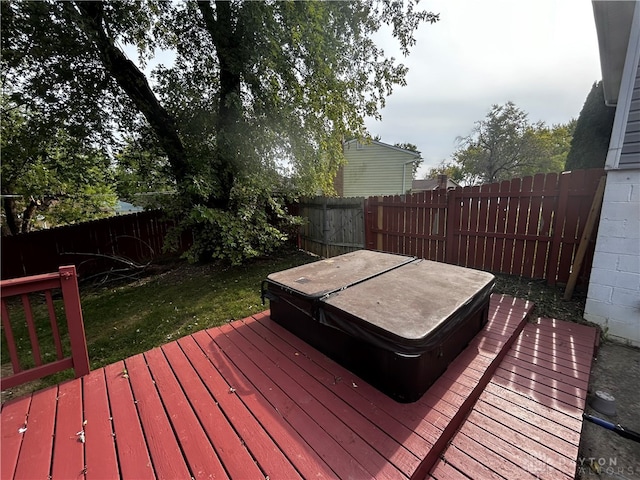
264 250 415 299
317 259 494 354
263 251 494 355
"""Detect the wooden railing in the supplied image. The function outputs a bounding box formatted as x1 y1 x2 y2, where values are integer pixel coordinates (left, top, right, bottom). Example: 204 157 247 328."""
1 265 90 390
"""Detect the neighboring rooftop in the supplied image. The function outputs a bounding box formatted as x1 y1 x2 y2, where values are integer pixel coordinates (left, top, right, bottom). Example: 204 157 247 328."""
412 177 460 191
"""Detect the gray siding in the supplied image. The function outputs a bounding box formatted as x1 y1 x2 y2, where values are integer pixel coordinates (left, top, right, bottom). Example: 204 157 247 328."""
620 58 640 166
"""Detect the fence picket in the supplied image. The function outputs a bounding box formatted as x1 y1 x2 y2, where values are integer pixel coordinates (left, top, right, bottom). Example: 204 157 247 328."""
523 174 546 278
467 186 480 269
557 170 586 284
1 211 189 279
435 189 447 262
503 178 520 276
534 173 557 279
484 182 500 272
547 172 571 284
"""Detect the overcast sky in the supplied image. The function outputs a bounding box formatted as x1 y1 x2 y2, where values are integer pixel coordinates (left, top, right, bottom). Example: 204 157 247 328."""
366 0 603 177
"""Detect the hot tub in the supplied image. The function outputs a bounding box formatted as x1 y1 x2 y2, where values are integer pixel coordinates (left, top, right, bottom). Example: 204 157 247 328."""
262 250 494 402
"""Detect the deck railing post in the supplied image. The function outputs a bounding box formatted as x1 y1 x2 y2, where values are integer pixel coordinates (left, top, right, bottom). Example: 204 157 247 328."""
58 265 90 378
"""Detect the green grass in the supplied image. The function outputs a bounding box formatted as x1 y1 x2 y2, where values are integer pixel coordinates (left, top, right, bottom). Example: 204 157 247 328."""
1 248 316 397
80 248 316 368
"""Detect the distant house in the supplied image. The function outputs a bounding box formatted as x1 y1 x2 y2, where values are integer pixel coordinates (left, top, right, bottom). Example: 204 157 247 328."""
585 1 640 346
335 139 421 197
412 177 460 192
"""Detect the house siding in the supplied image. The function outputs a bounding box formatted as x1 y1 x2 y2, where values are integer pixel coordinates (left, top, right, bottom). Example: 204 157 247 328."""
342 141 417 197
620 59 640 166
587 1 640 346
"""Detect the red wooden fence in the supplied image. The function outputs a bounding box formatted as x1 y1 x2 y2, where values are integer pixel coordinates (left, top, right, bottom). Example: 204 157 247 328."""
1 265 90 390
2 170 604 286
365 169 605 285
1 210 190 280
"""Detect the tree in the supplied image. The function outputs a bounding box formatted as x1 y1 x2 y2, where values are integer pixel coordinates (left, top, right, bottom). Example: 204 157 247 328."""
450 102 573 184
565 81 615 170
114 129 177 210
526 120 575 175
1 98 117 235
425 160 465 183
2 0 438 262
394 142 422 177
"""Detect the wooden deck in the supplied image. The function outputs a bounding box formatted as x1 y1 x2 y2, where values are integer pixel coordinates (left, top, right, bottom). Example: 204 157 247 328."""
1 295 597 480
428 317 598 480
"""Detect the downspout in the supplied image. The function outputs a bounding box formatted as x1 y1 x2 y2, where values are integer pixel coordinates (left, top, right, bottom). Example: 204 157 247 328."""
402 157 420 193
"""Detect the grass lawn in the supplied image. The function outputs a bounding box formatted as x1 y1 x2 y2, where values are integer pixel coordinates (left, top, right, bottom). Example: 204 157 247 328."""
78 248 317 368
1 247 316 399
1 247 590 400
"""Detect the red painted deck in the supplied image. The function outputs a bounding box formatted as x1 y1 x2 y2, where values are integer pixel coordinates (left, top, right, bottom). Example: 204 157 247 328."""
1 295 597 480
428 317 598 480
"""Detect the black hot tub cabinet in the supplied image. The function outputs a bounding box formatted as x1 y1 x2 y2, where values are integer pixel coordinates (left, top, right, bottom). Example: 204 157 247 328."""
262 250 494 403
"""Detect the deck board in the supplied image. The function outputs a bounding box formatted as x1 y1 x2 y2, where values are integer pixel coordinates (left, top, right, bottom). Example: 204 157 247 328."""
126 352 192 479
82 369 119 480
1 394 30 479
104 361 154 479
211 321 375 479
51 380 84 479
1 295 597 480
175 334 303 479
13 387 57 479
230 316 419 478
247 312 435 462
161 341 265 480
145 348 229 479
191 329 337 479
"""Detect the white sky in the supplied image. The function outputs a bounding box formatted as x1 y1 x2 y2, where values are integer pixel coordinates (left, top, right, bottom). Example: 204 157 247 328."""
366 0 603 177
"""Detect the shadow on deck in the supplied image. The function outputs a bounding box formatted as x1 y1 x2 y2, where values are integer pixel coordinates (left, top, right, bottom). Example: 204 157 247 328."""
1 294 597 479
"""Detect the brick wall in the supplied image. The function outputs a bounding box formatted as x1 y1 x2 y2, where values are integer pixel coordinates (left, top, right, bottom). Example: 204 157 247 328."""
584 169 640 346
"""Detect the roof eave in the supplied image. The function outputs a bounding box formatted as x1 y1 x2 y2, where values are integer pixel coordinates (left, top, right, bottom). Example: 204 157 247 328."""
592 0 638 105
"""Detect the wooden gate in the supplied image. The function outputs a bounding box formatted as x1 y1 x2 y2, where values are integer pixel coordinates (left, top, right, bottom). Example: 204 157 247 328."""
297 197 365 258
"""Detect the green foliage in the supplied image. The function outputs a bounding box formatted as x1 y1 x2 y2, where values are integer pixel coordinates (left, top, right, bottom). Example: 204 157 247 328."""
450 102 574 185
1 97 117 234
114 130 176 209
565 81 615 170
523 120 575 176
425 160 466 183
165 178 303 266
2 0 438 262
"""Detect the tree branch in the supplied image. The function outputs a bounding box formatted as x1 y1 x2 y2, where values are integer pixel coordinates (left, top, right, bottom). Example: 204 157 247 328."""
68 2 191 190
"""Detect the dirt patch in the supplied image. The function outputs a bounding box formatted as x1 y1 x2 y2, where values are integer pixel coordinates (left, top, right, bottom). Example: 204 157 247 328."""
578 341 640 479
1 364 46 404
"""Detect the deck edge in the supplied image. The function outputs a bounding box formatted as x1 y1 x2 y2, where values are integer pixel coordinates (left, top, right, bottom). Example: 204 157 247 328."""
410 296 534 480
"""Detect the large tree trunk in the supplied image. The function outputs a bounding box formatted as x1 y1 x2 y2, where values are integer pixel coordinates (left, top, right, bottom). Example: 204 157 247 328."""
2 196 19 236
21 200 37 234
70 2 192 195
198 0 242 208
